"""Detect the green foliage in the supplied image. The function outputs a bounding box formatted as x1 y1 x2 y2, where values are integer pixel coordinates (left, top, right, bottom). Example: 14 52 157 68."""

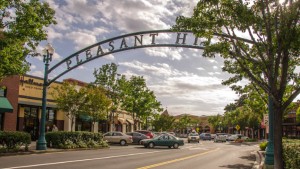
244 138 257 142
175 114 192 131
45 131 108 149
152 113 175 131
82 85 111 131
208 114 223 131
296 107 300 123
93 63 121 112
259 141 268 151
0 0 56 81
283 139 300 169
52 82 86 131
0 131 31 152
93 63 162 129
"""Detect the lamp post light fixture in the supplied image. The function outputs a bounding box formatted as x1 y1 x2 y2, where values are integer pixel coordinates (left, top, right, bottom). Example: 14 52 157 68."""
36 43 55 150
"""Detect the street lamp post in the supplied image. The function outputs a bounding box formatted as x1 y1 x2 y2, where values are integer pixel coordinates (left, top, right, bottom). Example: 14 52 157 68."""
36 43 54 150
265 95 274 165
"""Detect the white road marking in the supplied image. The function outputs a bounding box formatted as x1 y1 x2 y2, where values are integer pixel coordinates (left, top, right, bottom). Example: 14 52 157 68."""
1 150 172 169
188 147 208 150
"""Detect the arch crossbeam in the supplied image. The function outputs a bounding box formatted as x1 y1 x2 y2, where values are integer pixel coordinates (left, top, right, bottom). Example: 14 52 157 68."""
48 29 254 84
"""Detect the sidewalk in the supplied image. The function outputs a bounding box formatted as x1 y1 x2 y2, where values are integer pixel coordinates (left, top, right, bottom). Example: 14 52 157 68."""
0 141 66 156
252 150 265 169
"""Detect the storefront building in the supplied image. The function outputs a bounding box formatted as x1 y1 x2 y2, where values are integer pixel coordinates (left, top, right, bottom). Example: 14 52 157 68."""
0 75 138 140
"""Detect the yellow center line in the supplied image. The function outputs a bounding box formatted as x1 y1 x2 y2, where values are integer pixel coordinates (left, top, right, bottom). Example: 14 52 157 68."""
137 148 220 169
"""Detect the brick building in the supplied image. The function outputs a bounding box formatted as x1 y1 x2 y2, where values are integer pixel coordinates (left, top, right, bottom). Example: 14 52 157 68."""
0 75 138 140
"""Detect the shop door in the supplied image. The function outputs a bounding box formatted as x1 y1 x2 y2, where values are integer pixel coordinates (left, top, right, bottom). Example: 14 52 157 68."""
24 107 39 140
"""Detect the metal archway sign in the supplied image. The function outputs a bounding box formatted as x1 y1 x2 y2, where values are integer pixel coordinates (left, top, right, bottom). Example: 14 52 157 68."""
37 29 254 150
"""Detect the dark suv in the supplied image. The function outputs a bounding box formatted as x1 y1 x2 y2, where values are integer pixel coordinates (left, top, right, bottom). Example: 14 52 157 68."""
200 133 212 140
135 130 155 138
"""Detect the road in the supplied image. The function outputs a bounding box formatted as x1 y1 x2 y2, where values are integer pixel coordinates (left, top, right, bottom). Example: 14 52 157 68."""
0 140 258 169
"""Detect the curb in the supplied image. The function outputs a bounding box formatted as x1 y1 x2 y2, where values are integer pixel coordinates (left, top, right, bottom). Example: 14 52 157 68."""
252 150 265 169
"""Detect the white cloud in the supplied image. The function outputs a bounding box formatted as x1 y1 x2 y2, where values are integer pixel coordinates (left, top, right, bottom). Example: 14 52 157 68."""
66 31 97 50
145 48 183 60
30 64 36 70
197 67 205 71
208 72 221 76
31 71 44 78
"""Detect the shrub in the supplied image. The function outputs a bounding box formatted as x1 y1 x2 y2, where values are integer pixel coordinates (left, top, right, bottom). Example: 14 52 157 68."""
45 131 106 149
259 141 268 151
0 131 31 152
283 139 300 169
244 138 257 142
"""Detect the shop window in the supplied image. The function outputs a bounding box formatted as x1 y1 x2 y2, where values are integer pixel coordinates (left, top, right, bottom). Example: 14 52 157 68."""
0 113 3 131
23 106 39 140
76 115 92 132
0 87 7 97
0 86 7 130
46 109 56 132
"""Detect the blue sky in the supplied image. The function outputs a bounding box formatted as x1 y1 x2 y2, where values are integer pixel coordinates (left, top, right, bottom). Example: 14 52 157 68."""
27 0 240 116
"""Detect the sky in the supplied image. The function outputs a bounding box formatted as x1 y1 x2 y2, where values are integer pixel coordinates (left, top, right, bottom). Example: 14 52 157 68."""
27 0 240 116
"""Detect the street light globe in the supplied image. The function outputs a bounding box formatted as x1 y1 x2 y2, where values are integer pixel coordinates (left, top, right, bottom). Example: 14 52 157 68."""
45 43 55 55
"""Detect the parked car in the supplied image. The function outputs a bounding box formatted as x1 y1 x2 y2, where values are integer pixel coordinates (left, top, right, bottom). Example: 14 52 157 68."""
126 132 149 144
200 133 211 140
188 132 200 143
227 134 240 141
214 133 227 142
210 134 216 139
135 130 155 138
140 134 184 149
103 131 133 146
168 132 175 136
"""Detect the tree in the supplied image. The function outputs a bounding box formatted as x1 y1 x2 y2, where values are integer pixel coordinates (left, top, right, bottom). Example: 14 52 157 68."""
0 0 56 81
173 1 299 167
120 76 162 130
296 106 300 123
152 113 175 132
52 82 85 131
93 63 122 131
82 86 112 132
175 114 192 134
93 63 121 111
208 114 223 132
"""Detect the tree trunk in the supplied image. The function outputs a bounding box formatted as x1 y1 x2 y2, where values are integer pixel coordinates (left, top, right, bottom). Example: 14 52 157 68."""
274 107 284 169
92 121 95 133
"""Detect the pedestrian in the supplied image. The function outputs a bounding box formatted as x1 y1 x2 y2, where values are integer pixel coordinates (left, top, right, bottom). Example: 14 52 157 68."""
46 125 50 132
52 124 58 132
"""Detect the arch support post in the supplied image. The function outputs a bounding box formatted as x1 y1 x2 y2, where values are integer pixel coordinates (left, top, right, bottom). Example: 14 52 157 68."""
36 44 54 150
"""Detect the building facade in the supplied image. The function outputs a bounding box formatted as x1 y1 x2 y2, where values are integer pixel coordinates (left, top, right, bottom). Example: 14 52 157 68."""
0 75 138 140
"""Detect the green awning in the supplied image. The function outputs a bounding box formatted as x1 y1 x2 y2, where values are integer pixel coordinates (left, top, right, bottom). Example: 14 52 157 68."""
79 114 92 122
0 97 13 113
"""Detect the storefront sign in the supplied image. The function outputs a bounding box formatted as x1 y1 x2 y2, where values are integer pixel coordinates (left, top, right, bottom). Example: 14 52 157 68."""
20 77 43 87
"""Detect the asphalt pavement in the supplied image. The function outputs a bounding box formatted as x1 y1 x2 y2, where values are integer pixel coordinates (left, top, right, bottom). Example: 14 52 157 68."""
0 140 265 169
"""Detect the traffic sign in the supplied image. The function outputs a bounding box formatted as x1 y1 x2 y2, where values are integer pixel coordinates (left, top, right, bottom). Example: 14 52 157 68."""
236 125 240 130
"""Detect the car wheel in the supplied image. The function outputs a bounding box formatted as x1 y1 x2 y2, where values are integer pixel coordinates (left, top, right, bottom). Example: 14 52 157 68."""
148 142 155 148
173 143 179 149
120 140 126 146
